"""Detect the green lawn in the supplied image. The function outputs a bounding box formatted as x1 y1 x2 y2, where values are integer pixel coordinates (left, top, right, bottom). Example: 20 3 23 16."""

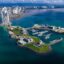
22 34 40 42
30 36 40 43
25 43 49 53
12 27 22 35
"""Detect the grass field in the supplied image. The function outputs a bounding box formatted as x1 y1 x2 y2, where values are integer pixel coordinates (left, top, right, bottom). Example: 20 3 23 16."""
25 43 50 53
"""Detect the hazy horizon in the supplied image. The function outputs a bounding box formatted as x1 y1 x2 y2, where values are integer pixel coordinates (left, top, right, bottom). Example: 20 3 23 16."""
0 0 64 5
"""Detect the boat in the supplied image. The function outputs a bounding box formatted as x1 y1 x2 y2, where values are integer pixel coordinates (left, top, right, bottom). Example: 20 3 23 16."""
38 31 48 36
45 33 51 39
33 31 48 36
32 29 36 32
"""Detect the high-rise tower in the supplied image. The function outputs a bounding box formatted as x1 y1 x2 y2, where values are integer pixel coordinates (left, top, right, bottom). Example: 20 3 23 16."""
1 7 11 26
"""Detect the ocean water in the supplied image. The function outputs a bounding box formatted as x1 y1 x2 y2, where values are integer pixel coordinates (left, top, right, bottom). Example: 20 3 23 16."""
0 10 64 64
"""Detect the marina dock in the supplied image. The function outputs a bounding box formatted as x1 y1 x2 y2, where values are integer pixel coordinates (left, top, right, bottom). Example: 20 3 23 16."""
32 24 64 34
49 38 63 46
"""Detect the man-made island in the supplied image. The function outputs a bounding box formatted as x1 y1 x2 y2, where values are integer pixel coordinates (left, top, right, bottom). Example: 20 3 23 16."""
8 25 51 53
7 24 64 53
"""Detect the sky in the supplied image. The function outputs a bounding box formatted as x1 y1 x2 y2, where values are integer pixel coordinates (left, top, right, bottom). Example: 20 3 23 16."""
0 0 64 5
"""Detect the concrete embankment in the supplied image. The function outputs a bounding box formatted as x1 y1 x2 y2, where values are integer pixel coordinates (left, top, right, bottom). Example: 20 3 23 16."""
49 38 63 46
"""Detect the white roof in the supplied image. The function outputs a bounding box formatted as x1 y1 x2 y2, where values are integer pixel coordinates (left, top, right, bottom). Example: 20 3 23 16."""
18 40 26 45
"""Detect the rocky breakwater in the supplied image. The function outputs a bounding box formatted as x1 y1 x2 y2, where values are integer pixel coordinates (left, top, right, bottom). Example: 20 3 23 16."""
52 26 64 34
32 24 64 34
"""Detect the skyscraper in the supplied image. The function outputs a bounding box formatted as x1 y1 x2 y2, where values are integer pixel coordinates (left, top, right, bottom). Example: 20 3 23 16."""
1 7 11 26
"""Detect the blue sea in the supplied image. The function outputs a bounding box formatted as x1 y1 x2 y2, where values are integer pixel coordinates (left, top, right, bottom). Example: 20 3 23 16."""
0 9 64 64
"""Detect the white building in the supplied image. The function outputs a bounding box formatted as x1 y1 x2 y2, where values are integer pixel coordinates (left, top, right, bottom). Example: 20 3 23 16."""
13 6 21 14
1 7 11 26
18 37 33 45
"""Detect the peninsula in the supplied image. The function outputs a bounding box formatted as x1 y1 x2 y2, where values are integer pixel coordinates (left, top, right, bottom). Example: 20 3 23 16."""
8 26 51 53
7 24 64 53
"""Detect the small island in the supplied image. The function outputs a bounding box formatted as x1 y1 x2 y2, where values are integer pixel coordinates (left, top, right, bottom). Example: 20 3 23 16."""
7 24 64 53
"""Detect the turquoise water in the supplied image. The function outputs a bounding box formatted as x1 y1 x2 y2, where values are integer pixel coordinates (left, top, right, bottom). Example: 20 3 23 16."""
12 11 64 54
0 10 64 64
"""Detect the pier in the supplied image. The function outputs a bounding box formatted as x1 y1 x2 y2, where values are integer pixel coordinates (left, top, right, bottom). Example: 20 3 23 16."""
32 24 64 34
49 38 63 46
